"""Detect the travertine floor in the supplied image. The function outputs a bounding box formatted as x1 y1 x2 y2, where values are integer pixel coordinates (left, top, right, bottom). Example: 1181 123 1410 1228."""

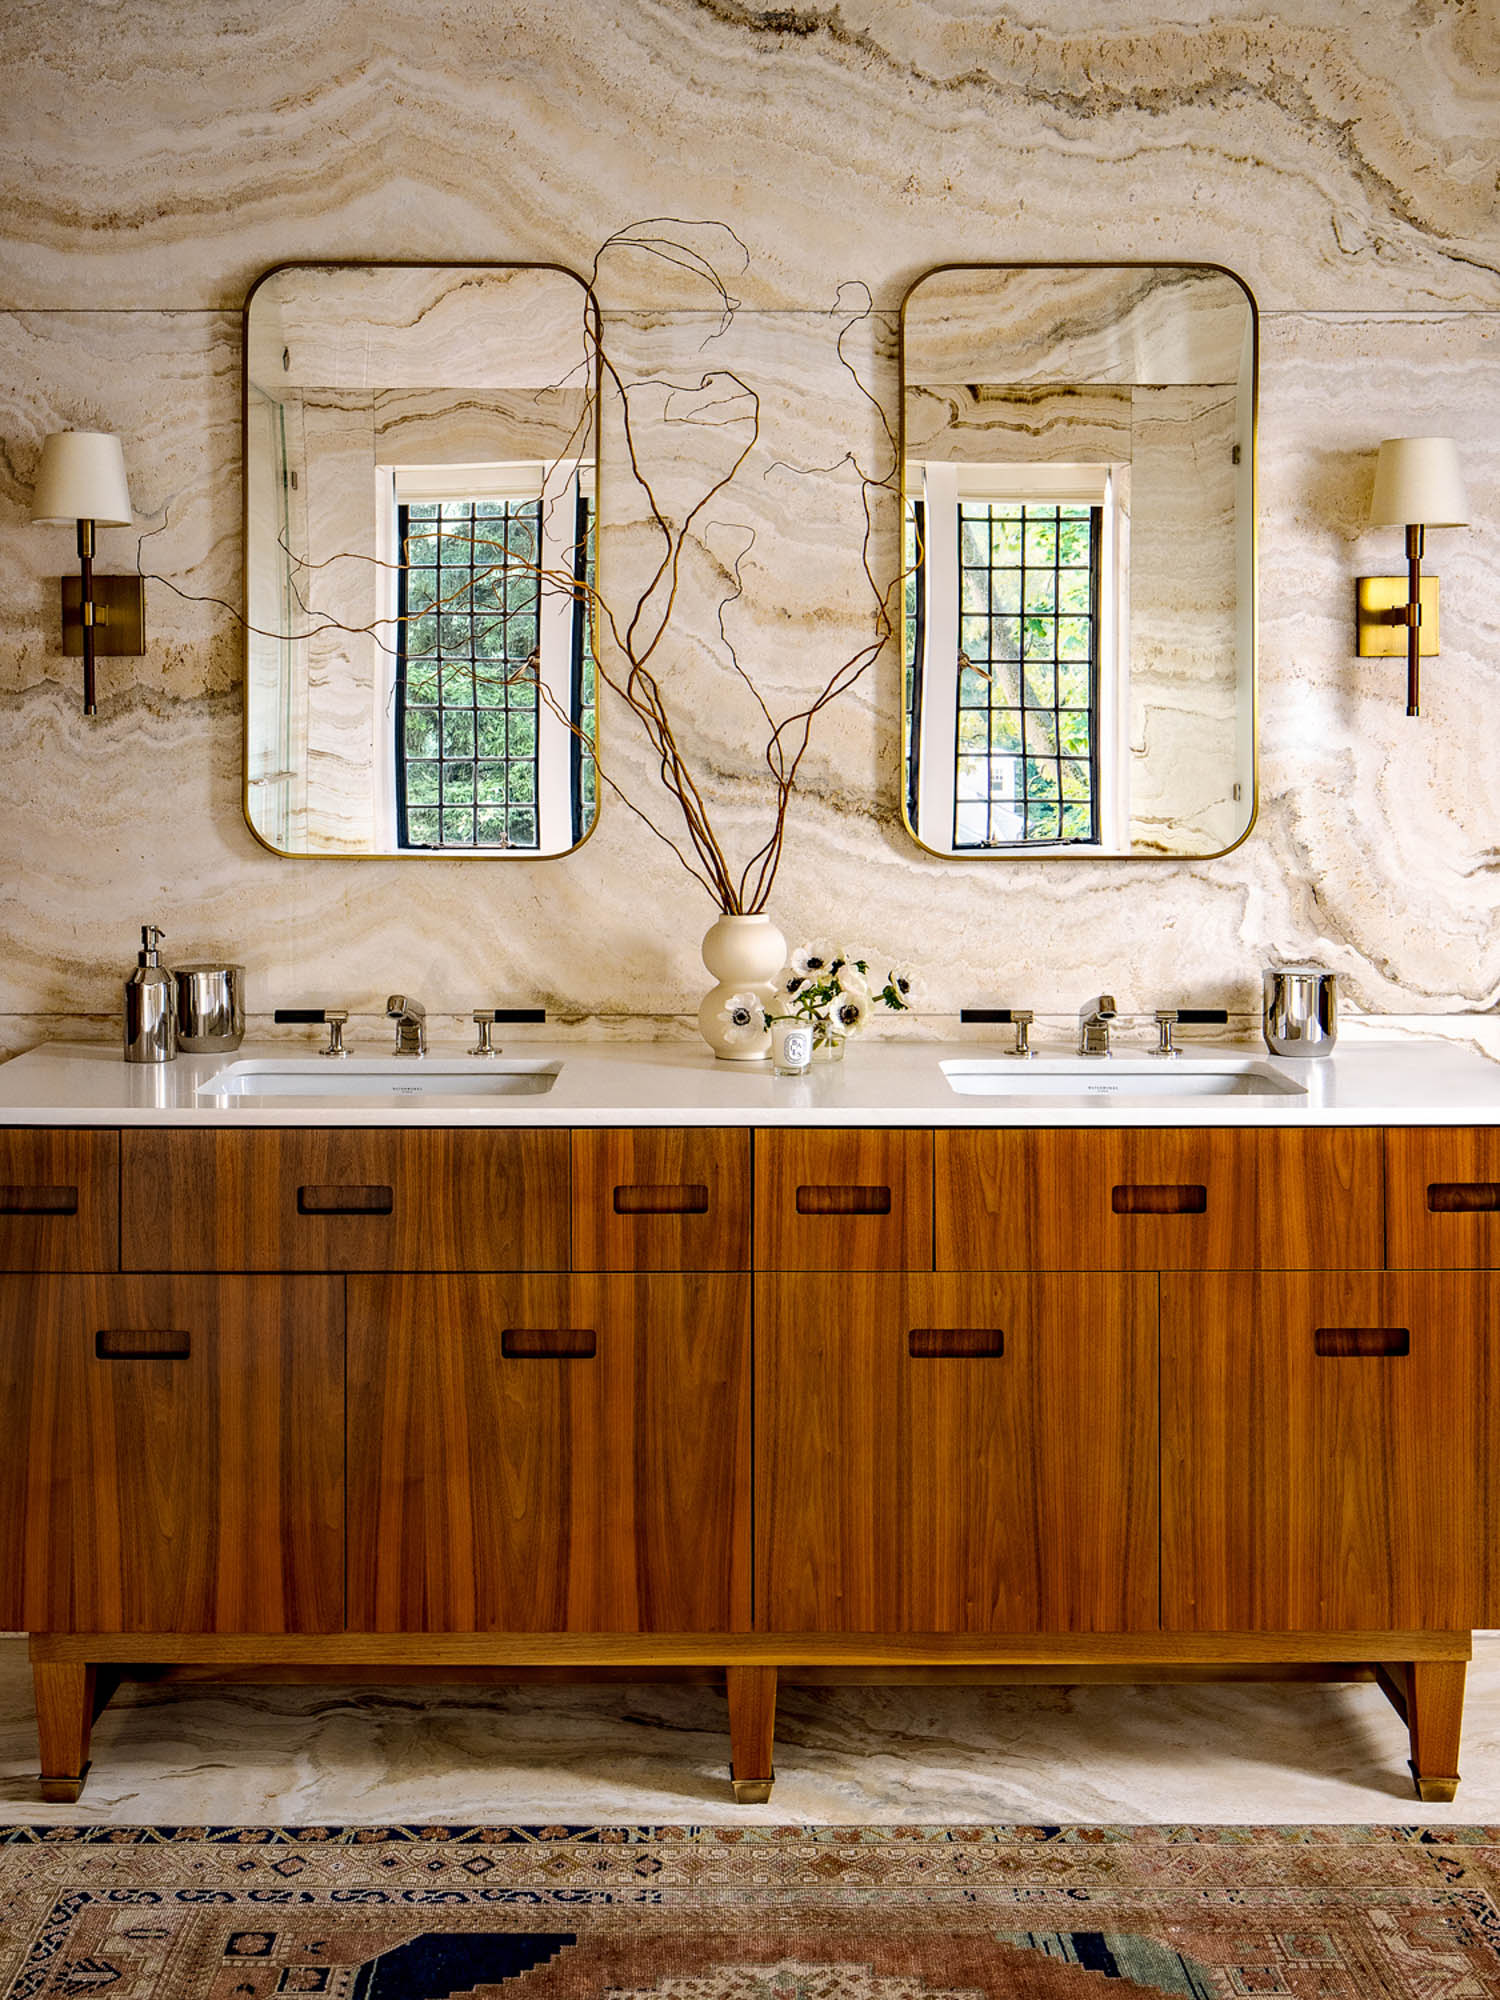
4 1637 1500 1825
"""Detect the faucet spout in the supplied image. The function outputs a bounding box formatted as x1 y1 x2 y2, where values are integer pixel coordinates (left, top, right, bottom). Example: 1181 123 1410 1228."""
1077 993 1117 1058
386 993 427 1057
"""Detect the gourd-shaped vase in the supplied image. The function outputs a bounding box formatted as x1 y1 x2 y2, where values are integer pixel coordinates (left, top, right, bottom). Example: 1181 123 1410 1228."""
697 913 785 1062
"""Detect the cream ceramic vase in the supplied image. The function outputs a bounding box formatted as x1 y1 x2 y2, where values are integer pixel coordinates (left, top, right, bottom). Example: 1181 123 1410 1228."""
697 913 786 1062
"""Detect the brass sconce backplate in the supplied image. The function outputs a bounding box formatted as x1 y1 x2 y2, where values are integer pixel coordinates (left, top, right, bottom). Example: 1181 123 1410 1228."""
1356 574 1438 658
60 574 146 656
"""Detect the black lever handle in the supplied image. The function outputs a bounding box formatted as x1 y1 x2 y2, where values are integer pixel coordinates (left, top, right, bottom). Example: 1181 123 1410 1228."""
275 1008 341 1024
473 1008 546 1023
960 1008 1022 1024
1176 1008 1229 1024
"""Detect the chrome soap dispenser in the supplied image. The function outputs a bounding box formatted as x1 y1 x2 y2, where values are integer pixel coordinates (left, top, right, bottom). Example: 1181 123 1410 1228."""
123 923 176 1064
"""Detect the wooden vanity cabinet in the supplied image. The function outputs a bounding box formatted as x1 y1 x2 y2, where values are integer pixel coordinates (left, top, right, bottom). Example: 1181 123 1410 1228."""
2 1114 1487 1806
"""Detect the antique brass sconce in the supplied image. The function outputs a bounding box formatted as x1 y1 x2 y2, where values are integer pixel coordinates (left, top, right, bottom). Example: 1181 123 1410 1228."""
1356 436 1468 718
30 430 146 716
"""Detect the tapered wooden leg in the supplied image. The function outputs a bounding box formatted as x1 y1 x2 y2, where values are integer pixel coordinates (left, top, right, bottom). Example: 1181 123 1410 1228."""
34 1661 98 1803
726 1665 776 1804
1405 1660 1466 1804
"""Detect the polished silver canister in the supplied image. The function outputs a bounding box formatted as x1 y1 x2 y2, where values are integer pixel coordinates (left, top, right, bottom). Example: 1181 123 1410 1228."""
1263 965 1337 1059
174 963 246 1053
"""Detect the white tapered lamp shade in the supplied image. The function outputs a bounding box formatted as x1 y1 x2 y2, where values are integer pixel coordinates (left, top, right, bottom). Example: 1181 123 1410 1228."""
30 431 132 525
1368 436 1468 528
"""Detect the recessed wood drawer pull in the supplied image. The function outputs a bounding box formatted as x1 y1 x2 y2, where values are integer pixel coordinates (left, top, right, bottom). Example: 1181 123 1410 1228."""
1427 1182 1500 1213
1314 1326 1410 1358
613 1183 710 1216
296 1184 394 1216
1111 1184 1208 1216
795 1185 892 1216
908 1328 1005 1359
500 1328 597 1359
95 1329 191 1361
0 1184 78 1216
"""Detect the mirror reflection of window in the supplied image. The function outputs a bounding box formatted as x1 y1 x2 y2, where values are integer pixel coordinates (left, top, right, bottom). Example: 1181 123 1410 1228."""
899 263 1256 862
385 465 596 852
906 464 1123 854
243 263 601 860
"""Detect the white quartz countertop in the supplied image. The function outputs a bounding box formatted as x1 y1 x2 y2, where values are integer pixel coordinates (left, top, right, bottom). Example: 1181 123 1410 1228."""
3 1020 1500 1126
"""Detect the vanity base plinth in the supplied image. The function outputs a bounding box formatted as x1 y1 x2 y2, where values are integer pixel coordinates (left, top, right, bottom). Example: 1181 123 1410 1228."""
28 1631 1472 1806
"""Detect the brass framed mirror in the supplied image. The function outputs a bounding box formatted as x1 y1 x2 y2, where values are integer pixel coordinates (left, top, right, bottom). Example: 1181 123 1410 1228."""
900 262 1257 859
243 261 600 858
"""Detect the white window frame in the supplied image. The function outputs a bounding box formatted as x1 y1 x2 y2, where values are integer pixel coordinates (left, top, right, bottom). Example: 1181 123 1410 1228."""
375 460 592 852
912 461 1129 856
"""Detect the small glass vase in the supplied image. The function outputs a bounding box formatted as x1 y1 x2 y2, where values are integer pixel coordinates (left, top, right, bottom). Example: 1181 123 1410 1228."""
812 1024 846 1062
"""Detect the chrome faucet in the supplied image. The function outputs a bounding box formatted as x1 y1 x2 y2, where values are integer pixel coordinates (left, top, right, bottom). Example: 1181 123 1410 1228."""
1077 993 1117 1057
386 993 427 1057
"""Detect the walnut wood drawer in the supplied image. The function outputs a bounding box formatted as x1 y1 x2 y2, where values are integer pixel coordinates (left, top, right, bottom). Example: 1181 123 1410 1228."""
572 1128 749 1270
754 1128 933 1270
936 1127 1383 1270
1386 1128 1500 1267
121 1128 569 1271
0 1129 118 1272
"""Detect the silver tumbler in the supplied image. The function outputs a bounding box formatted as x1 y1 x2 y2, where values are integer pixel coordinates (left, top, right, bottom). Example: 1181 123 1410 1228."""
174 963 246 1053
1263 965 1337 1059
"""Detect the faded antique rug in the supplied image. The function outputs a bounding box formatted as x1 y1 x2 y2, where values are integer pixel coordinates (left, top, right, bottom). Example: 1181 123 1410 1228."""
3 1823 1499 1998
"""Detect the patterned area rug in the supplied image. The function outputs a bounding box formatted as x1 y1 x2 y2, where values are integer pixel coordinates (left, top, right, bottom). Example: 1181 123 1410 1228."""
2 1824 1499 1999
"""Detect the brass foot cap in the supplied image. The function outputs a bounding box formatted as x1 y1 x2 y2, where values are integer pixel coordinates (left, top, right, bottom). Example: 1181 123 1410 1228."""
731 1777 774 1805
1410 1762 1460 1805
39 1763 89 1804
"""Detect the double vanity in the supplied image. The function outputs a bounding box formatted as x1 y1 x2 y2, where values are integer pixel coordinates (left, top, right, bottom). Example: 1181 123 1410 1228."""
3 1023 1499 1805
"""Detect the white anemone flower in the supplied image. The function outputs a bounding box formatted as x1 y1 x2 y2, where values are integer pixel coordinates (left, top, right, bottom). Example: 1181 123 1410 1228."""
789 942 836 978
823 988 872 1037
836 961 870 999
716 992 766 1047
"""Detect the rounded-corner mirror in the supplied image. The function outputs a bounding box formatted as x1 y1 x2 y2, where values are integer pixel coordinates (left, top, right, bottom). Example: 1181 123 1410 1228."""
900 261 1257 861
243 261 601 859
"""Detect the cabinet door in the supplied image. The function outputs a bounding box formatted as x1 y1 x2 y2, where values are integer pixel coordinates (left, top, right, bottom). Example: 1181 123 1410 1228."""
347 1273 751 1633
0 1275 344 1633
0 1130 118 1273
1162 1273 1487 1632
756 1272 1158 1633
121 1127 569 1272
937 1128 1383 1271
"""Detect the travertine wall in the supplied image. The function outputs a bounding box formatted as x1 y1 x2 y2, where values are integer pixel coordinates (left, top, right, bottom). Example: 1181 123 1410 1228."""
1 1 1497 1047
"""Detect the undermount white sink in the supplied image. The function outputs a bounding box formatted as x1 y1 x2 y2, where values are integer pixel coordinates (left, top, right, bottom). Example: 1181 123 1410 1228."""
940 1057 1307 1100
198 1057 562 1100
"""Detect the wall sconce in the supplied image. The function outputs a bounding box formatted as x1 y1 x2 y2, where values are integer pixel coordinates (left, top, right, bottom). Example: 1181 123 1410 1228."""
1356 435 1468 718
29 430 146 716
